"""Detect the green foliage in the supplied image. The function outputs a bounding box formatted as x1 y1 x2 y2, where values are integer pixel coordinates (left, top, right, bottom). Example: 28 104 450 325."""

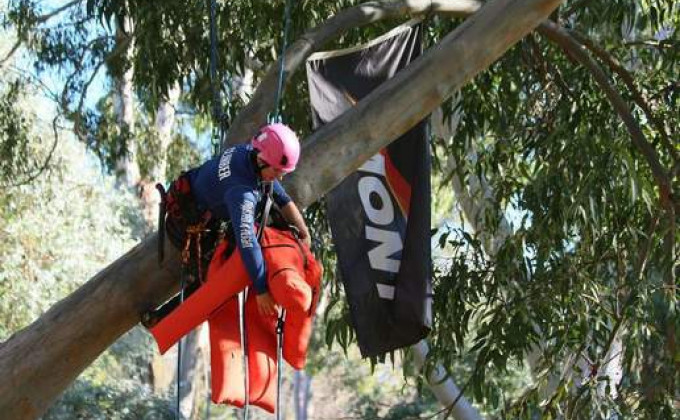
44 377 174 420
44 328 175 419
426 1 680 418
2 0 403 169
0 139 142 338
81 90 203 180
0 79 36 186
0 128 170 415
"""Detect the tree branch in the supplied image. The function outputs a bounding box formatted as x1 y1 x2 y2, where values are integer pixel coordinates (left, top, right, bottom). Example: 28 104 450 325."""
35 0 83 24
568 29 679 166
69 59 107 145
536 22 676 214
226 0 481 145
1 0 84 67
5 116 61 188
287 0 564 208
623 39 676 50
0 40 22 68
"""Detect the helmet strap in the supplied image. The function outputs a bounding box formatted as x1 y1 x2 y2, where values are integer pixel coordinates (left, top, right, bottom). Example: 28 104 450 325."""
251 150 269 177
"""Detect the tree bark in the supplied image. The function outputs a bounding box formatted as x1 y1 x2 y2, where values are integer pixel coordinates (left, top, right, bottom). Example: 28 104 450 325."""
293 369 312 420
113 15 140 188
153 83 181 182
178 327 205 419
412 340 482 420
140 84 181 229
0 0 563 417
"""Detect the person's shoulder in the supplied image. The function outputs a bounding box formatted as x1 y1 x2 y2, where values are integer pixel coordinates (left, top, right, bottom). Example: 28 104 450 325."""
229 144 253 163
220 144 256 186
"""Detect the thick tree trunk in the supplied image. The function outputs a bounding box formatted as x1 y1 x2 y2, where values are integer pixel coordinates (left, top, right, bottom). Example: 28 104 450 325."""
153 83 181 182
114 15 140 188
0 235 182 418
140 84 181 230
293 370 311 420
0 0 563 417
178 327 206 419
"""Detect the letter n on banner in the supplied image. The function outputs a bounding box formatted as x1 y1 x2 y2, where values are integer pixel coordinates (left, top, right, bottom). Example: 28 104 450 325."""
306 20 432 358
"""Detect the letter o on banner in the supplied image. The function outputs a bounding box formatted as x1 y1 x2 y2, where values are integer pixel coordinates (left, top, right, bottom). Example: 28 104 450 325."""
358 176 394 226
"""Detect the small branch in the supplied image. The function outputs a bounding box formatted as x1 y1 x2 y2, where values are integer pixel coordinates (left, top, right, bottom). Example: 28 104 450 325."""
6 116 61 188
537 22 676 214
664 203 676 291
1 0 84 67
541 341 588 416
69 59 107 144
43 15 95 32
623 39 676 50
634 213 661 282
0 40 22 68
5 64 61 103
58 34 116 111
561 0 590 20
35 0 83 24
569 29 679 166
598 292 634 379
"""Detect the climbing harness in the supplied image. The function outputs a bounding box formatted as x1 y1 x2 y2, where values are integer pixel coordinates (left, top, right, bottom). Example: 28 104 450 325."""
158 0 296 415
167 0 234 413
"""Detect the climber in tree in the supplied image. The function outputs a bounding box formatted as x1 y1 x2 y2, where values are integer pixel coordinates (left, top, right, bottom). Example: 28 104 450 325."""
145 123 310 326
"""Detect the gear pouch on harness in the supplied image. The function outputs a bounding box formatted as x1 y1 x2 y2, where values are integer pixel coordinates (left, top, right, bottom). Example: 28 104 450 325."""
163 173 220 284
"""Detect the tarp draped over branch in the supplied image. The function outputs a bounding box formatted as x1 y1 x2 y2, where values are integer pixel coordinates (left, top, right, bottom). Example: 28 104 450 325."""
0 0 564 418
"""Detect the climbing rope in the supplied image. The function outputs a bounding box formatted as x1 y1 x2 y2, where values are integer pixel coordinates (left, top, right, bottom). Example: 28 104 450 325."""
173 0 232 417
176 275 185 419
238 288 251 420
207 0 232 156
268 0 294 124
275 310 286 420
268 2 294 419
204 0 294 418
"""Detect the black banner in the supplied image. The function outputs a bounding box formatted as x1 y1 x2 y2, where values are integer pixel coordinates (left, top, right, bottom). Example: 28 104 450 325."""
306 21 431 357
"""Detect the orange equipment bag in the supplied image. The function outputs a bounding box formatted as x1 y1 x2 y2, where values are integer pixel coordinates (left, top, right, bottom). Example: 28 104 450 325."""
150 227 322 413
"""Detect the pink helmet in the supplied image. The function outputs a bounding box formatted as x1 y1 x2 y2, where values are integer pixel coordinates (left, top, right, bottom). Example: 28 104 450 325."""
252 123 300 173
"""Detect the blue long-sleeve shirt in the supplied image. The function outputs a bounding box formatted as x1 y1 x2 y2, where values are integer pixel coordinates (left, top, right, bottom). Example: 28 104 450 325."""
187 144 292 294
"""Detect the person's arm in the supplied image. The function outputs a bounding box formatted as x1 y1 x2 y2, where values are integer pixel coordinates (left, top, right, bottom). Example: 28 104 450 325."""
280 201 311 247
272 180 311 247
225 188 278 316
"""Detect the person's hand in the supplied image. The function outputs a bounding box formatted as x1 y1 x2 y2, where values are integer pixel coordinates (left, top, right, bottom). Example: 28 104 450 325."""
299 228 311 248
256 292 279 317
